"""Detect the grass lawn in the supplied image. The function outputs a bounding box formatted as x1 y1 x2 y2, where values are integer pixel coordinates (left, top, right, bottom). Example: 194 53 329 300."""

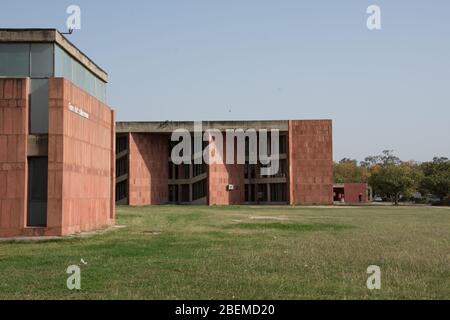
1 205 450 300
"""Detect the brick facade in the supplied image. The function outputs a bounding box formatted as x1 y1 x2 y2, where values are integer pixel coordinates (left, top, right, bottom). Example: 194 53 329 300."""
121 120 334 206
128 133 168 205
0 79 29 237
343 183 368 203
208 136 245 205
47 78 115 235
0 78 115 237
288 120 333 205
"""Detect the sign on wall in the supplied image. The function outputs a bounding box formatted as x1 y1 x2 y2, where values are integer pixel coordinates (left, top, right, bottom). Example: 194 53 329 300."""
68 103 89 119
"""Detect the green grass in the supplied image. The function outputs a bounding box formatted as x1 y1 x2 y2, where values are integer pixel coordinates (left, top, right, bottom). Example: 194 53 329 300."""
0 205 450 300
227 222 353 232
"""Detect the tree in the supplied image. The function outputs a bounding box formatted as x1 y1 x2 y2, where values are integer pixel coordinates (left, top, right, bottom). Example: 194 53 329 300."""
368 162 418 205
361 150 401 167
333 158 370 183
419 157 450 201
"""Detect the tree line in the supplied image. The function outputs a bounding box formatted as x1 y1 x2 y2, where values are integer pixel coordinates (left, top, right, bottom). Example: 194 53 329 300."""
334 150 450 205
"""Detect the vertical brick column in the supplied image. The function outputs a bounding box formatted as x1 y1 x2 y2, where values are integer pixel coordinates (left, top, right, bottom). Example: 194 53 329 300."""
0 78 29 237
288 120 333 205
48 78 115 235
208 135 245 205
128 133 168 205
110 110 116 220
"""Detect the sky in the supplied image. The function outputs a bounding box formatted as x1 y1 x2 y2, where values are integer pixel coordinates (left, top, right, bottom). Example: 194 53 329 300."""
1 0 449 162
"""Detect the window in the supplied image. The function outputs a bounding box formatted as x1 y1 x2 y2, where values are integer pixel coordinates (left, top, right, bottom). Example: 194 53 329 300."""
116 157 128 177
0 43 30 77
245 184 256 202
193 180 207 200
279 135 287 154
169 185 179 203
258 184 268 202
54 44 107 103
270 183 287 202
193 164 205 177
29 79 49 134
181 184 190 202
30 43 53 77
116 136 128 154
116 181 128 202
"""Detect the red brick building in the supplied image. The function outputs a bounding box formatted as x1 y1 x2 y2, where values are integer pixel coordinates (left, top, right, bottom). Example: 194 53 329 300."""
116 120 333 206
0 29 334 238
0 29 115 237
333 183 371 203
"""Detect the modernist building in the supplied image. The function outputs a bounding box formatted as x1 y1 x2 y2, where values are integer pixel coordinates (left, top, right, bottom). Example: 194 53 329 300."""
0 29 115 237
0 29 334 238
115 120 333 206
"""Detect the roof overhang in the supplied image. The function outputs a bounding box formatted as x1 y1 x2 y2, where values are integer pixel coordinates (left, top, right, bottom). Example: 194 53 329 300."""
0 28 108 82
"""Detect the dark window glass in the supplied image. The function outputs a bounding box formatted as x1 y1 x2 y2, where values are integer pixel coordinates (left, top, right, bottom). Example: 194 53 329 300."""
116 136 128 154
29 79 49 134
0 43 30 77
270 183 287 202
31 43 53 77
116 181 128 202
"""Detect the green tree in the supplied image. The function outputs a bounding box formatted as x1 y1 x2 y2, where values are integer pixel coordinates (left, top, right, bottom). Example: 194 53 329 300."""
333 158 370 183
360 150 401 167
419 157 450 201
369 162 418 205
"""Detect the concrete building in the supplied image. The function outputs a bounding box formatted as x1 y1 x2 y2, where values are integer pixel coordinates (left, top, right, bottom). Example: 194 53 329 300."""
0 29 334 238
116 120 333 206
0 29 115 237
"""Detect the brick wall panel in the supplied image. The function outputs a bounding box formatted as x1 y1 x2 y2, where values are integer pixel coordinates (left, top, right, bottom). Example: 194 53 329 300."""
288 120 333 205
0 78 28 237
344 183 368 203
128 133 168 205
47 78 115 236
208 135 245 205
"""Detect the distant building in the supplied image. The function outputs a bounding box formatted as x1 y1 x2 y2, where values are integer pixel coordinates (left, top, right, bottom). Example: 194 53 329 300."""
116 120 334 206
333 183 372 203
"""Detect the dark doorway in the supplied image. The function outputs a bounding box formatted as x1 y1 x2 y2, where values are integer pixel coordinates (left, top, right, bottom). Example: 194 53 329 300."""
333 187 345 202
27 157 48 227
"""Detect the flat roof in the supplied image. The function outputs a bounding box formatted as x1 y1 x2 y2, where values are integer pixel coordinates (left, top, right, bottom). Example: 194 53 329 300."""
0 28 108 82
117 120 291 133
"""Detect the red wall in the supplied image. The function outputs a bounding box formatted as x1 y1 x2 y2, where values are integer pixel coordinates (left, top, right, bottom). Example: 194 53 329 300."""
0 79 29 237
128 133 168 205
344 183 368 203
47 78 115 235
288 120 333 205
207 135 245 205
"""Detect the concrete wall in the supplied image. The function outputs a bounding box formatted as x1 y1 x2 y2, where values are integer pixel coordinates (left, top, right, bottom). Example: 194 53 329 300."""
128 133 168 205
344 183 368 203
207 135 245 205
0 79 29 237
288 120 333 205
47 78 115 235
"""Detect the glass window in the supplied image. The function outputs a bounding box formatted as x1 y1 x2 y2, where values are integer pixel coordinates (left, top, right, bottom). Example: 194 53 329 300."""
54 44 107 103
30 43 53 77
0 43 30 77
29 79 49 134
